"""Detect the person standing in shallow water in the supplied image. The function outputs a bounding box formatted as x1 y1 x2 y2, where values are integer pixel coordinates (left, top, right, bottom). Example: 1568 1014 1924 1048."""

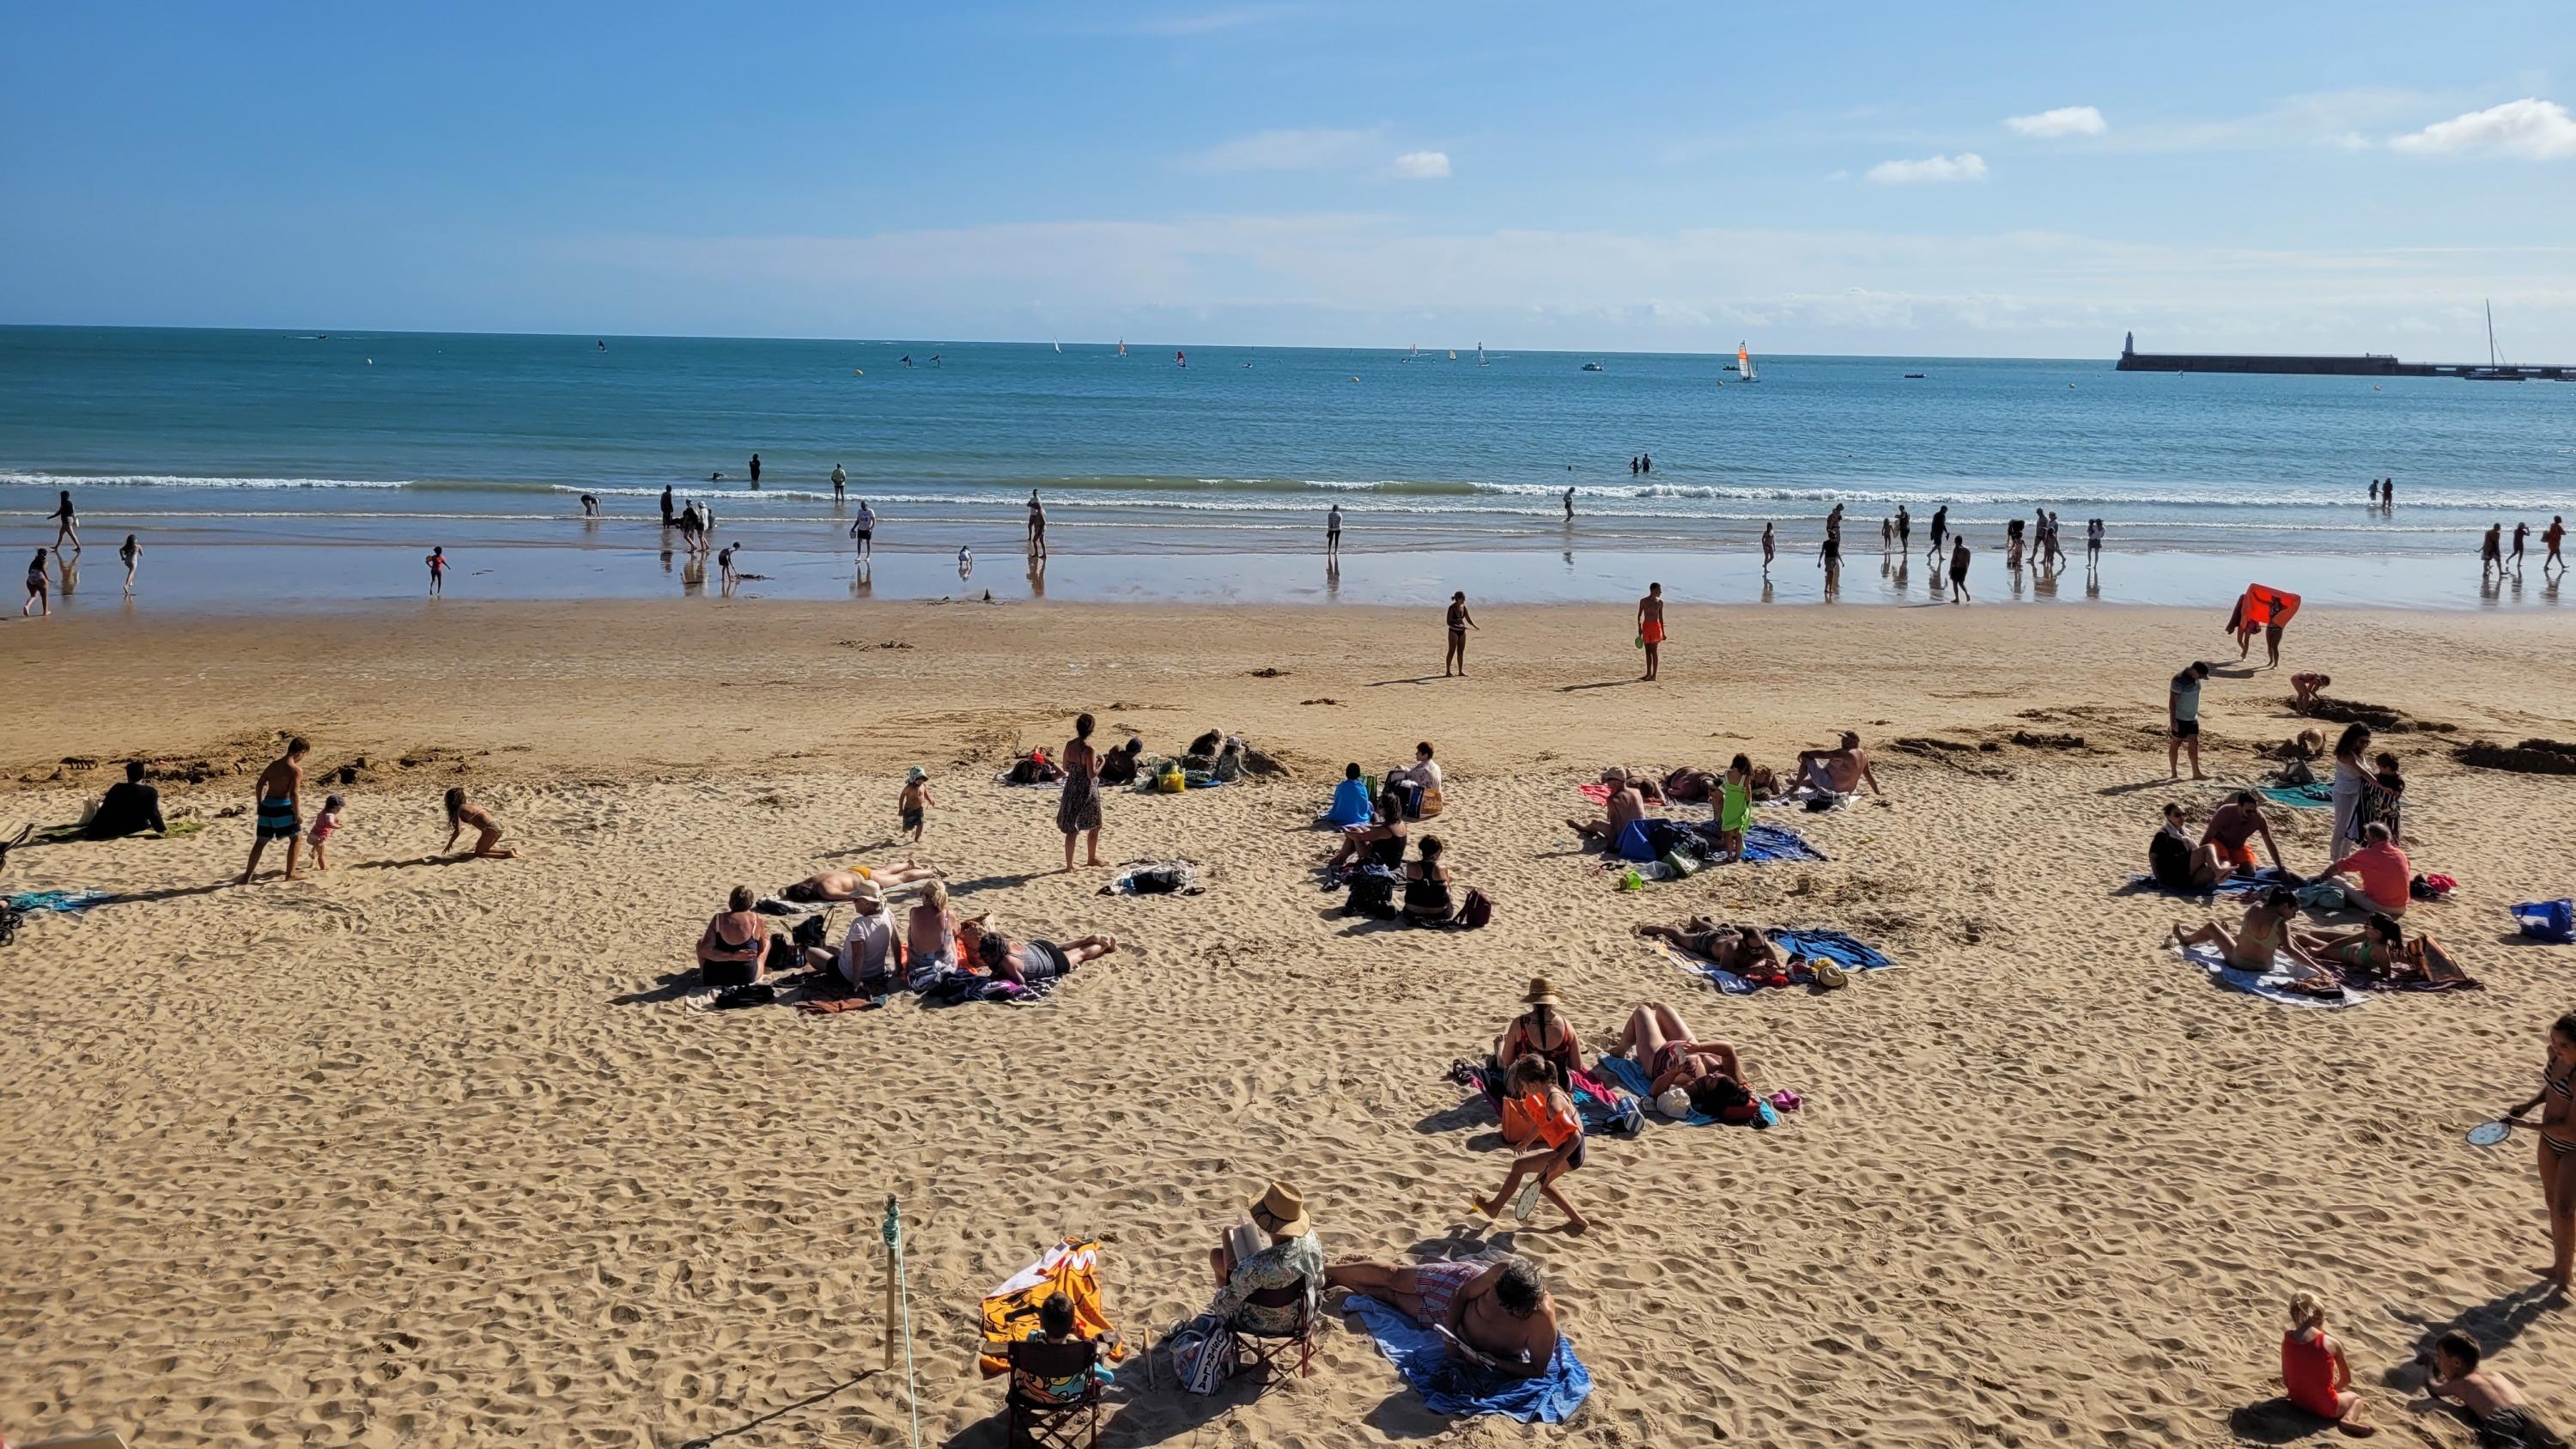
1444 591 1478 677
1563 488 1574 522
830 463 846 502
747 453 762 487
1947 536 1971 603
1327 502 1343 561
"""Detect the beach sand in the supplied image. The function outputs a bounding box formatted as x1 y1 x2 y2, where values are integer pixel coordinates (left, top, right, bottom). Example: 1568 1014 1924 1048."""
3 598 2574 1447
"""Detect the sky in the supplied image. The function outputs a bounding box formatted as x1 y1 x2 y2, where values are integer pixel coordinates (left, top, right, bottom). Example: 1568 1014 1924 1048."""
3 2 2574 357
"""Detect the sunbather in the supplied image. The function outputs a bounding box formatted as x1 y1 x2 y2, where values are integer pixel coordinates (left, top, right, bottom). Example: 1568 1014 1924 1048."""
2170 885 2335 983
1632 917 1780 974
1660 767 1716 805
1606 1001 1756 1118
1321 788 1409 874
1469 1056 1589 1232
697 885 774 988
2295 913 2404 978
780 861 940 904
977 925 1117 985
1792 731 1882 796
1005 749 1065 785
2150 802 2229 892
1564 768 1645 843
1323 1253 1560 1379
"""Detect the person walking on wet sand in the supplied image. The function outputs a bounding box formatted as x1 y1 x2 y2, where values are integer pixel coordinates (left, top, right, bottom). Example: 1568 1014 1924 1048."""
2547 516 2567 576
425 546 447 596
1327 502 1344 561
1947 536 1971 603
1637 581 1666 680
1057 713 1104 870
2512 521 2530 574
1444 591 1479 677
1027 490 1048 558
1925 504 1949 566
2169 660 2211 781
240 737 309 883
1761 521 1775 575
2483 523 2506 582
49 490 79 553
21 547 51 618
118 533 142 594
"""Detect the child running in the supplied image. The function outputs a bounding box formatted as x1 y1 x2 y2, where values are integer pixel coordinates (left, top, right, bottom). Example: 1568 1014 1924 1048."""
899 766 933 844
2281 1290 2377 1436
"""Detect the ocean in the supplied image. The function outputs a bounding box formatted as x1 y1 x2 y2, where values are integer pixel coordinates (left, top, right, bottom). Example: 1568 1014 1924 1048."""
3 325 2571 610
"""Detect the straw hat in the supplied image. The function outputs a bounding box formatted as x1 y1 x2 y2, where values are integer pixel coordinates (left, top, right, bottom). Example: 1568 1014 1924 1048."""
853 879 884 905
1248 1180 1311 1237
1522 977 1561 1008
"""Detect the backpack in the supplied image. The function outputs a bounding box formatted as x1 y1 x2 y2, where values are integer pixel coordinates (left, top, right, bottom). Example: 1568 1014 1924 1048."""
1165 1312 1232 1395
1455 887 1493 931
2515 899 2576 945
1345 870 1400 920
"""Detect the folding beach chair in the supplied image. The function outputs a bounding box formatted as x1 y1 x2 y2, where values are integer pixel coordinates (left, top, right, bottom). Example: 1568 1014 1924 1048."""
1225 1276 1316 1387
1004 1335 1101 1448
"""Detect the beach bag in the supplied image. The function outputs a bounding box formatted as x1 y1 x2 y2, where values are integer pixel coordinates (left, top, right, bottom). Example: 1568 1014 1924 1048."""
1166 1312 1231 1395
1613 818 1669 863
791 913 833 949
1345 870 1400 920
2275 758 2316 788
1456 887 1492 931
2515 899 2576 944
1157 764 1187 794
1414 784 1444 819
1659 849 1702 879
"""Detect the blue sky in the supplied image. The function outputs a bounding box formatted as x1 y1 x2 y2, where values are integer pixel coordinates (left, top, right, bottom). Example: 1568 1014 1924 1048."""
4 2 2573 356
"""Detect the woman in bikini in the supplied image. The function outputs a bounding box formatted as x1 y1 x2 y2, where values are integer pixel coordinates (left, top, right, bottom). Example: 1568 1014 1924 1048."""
2295 914 2404 981
1400 835 1455 925
1633 916 1780 974
697 885 772 988
2502 1013 2576 1295
2170 886 2333 984
1320 788 1408 878
443 786 523 860
1607 1002 1753 1117
21 548 48 618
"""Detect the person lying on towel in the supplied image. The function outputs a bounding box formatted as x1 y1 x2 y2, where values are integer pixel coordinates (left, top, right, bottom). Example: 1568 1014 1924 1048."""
1325 1253 1561 1379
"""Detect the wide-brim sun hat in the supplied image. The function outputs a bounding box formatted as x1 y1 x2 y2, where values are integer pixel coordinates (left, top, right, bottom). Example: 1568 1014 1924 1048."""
1249 1180 1311 1236
1522 978 1560 1007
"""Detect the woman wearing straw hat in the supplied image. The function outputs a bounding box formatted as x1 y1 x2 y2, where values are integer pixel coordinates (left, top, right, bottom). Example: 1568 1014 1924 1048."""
1208 1181 1324 1336
1495 977 1584 1087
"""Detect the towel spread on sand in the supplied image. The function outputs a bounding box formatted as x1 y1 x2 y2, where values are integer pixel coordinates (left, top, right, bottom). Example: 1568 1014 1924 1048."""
2177 943 2366 1008
1659 928 1893 994
1103 861 1202 896
1340 1294 1591 1424
1718 824 1827 864
2258 781 2336 809
5 889 103 916
2129 867 2300 901
1591 1053 1782 1129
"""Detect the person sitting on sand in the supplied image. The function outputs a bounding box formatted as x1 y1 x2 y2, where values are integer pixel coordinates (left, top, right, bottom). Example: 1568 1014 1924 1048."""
2320 822 2412 918
2291 673 2332 713
2281 1290 2379 1438
1386 741 1442 817
807 877 897 993
1633 916 1780 974
1493 977 1584 1087
1324 1254 1560 1379
2171 885 2335 983
1321 788 1409 876
1005 748 1065 786
698 885 774 989
779 861 940 904
1467 1056 1589 1231
1096 737 1145 788
1565 767 1646 844
904 880 957 988
1208 1180 1325 1336
2150 802 2230 893
444 787 522 861
976 923 1118 986
1324 763 1376 828
1792 732 1882 797
82 760 167 839
2426 1329 2566 1448
1401 835 1455 925
2202 792 2286 877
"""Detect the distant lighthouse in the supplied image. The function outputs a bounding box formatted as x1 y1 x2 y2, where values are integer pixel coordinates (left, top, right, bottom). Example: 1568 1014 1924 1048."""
2123 331 2135 356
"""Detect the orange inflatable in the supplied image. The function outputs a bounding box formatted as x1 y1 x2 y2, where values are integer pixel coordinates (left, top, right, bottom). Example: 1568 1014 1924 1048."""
2225 584 2301 637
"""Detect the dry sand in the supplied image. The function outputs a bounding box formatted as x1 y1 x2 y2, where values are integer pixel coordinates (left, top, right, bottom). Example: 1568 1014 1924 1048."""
4 598 2575 1448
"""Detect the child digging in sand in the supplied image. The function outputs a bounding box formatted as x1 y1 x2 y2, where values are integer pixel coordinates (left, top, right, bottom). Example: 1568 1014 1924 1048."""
899 767 933 845
2425 1330 2569 1448
2281 1290 2378 1436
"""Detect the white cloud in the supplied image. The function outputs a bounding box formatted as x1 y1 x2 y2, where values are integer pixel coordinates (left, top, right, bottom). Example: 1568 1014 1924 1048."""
2005 106 2106 138
1188 127 1381 173
2390 98 2576 160
1390 150 1451 180
1865 152 1988 185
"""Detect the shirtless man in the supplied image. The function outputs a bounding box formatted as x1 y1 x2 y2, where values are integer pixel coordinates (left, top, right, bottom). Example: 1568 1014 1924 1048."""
2546 515 2567 575
2482 523 2506 581
1634 916 1779 973
240 737 310 884
778 861 941 904
1324 1254 1560 1379
2171 886 2333 983
1566 767 1646 843
1636 581 1666 681
2512 521 2530 573
2200 792 2285 877
1793 732 1881 796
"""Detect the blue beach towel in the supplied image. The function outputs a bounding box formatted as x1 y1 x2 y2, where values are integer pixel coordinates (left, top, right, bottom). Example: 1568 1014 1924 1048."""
1613 817 1671 862
1768 928 1892 970
1738 824 1826 863
5 889 103 916
1342 1294 1591 1424
2257 781 2336 810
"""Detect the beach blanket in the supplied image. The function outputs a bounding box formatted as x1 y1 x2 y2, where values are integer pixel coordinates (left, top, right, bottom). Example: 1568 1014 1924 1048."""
5 889 103 916
2177 943 2365 1008
1658 928 1893 995
1341 1294 1591 1424
978 1239 1126 1378
2128 866 2300 901
1592 1053 1782 1129
2258 781 2336 810
1721 823 1827 864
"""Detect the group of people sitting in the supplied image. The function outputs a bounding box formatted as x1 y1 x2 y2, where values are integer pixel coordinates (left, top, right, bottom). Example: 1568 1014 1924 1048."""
2153 792 2453 991
1564 733 1881 855
1319 782 1470 926
696 863 1117 1000
1322 743 1444 826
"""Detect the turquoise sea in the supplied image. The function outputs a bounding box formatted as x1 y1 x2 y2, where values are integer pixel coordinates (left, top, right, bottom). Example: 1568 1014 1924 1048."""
3 326 2571 609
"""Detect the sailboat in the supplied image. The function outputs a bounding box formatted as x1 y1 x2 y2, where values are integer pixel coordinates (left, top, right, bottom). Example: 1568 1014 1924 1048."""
1176 350 1187 368
1737 343 1759 383
1117 339 1127 357
1406 343 1419 363
1447 350 1457 361
2466 301 2524 381
1476 343 1488 367
1053 339 1061 354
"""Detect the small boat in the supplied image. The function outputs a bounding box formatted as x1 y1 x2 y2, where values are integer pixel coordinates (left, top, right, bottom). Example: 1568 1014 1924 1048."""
1054 340 1061 354
1737 343 1758 383
1476 343 1488 367
1176 350 1187 368
1447 350 1457 361
1117 339 1127 357
1902 373 1924 380
1580 362 1605 372
2466 301 2525 381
